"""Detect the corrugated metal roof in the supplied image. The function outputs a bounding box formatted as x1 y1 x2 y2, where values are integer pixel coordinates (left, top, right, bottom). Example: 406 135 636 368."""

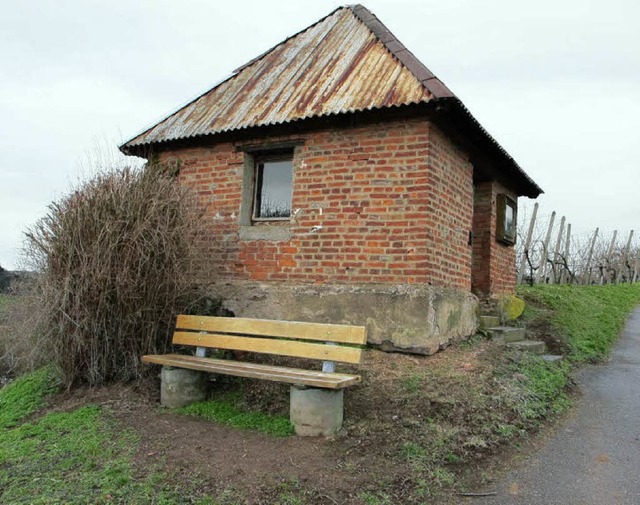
122 6 435 149
120 4 543 197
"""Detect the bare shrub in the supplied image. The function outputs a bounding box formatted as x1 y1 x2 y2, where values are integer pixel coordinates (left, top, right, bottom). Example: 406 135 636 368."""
0 280 50 380
23 163 206 387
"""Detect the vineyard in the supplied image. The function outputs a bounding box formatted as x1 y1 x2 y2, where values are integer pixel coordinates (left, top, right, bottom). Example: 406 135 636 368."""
516 203 639 285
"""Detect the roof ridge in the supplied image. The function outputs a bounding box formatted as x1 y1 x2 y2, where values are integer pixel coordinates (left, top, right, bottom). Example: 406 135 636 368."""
232 6 347 75
347 4 454 99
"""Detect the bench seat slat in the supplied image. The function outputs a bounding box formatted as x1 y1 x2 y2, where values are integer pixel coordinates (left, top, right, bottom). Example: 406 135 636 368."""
176 315 366 345
172 331 362 364
142 354 361 389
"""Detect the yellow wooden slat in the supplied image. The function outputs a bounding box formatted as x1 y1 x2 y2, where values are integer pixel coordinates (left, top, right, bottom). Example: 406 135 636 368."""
176 315 366 345
164 357 337 379
141 354 361 389
172 331 362 364
143 354 357 382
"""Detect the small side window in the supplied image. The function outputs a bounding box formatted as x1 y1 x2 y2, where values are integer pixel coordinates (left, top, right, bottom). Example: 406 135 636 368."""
252 155 293 221
496 193 517 245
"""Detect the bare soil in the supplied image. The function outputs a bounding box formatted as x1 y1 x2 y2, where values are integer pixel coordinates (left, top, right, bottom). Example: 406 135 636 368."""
43 345 507 505
521 302 570 356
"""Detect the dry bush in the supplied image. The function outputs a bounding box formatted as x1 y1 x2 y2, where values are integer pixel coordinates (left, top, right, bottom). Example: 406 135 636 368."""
23 163 206 387
0 280 50 381
0 265 10 293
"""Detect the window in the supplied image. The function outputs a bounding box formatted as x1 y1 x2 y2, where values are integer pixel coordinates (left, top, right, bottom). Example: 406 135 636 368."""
496 193 517 245
238 146 296 241
252 155 293 220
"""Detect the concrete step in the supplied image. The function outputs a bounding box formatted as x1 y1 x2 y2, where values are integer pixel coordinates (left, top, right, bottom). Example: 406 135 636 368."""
487 326 526 343
479 315 500 329
506 340 546 355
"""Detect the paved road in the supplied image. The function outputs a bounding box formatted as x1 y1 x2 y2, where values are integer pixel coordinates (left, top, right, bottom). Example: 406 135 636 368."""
478 307 640 505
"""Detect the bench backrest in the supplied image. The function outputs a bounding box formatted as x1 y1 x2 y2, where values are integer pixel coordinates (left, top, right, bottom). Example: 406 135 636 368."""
173 315 367 364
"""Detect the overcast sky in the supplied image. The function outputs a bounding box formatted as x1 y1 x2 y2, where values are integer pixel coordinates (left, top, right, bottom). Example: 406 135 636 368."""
1 0 639 269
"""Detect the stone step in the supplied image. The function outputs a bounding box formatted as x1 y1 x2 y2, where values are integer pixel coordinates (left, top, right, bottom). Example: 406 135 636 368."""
542 354 564 362
479 315 500 329
506 340 546 355
487 326 526 343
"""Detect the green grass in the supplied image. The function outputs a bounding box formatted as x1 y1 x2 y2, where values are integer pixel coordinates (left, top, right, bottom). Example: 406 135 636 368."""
0 370 291 503
497 284 640 425
401 374 422 394
497 353 572 421
0 365 60 428
177 393 294 437
358 492 393 505
0 368 216 504
519 284 640 362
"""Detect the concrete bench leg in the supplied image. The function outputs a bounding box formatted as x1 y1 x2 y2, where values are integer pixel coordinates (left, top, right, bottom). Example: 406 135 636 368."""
160 366 208 408
290 385 343 436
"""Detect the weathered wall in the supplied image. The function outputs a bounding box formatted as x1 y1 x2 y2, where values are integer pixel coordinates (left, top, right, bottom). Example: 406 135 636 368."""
160 117 475 289
426 125 474 289
155 116 490 350
471 180 517 299
212 281 479 355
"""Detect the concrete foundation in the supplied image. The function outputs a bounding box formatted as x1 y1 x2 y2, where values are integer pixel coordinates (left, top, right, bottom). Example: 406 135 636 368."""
290 385 344 436
160 366 209 408
211 281 479 355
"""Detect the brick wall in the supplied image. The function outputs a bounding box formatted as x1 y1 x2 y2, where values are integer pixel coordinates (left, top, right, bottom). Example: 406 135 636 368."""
425 125 474 289
158 117 475 289
471 180 517 298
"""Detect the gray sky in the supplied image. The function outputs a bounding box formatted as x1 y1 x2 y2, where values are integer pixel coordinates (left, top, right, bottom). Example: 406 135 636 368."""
1 0 639 269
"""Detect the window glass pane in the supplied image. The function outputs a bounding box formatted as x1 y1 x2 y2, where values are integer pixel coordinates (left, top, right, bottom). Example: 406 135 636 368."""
256 159 292 218
505 202 515 237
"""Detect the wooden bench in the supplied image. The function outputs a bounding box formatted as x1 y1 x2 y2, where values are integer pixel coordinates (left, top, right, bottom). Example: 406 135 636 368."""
142 315 367 436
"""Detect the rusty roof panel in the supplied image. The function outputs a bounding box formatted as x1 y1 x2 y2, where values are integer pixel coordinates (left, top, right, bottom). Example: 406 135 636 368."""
120 4 542 197
123 7 433 148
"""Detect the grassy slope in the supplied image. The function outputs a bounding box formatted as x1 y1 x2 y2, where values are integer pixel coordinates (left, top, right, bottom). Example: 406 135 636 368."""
0 366 60 428
519 284 640 362
0 367 222 504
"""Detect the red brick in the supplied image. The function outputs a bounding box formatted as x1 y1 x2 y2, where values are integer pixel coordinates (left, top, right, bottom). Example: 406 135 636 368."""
156 117 513 294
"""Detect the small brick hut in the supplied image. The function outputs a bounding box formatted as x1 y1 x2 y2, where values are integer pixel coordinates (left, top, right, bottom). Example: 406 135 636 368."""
121 5 542 354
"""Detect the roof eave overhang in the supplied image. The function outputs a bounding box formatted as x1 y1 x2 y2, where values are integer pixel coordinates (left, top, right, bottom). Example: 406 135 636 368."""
430 97 543 198
121 100 543 199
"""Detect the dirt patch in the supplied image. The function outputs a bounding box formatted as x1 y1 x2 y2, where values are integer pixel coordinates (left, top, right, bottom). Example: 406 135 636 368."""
127 409 368 504
44 374 392 504
29 337 566 505
522 302 570 356
38 344 501 504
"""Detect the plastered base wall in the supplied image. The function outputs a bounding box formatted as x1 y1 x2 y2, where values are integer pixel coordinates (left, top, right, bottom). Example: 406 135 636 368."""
211 282 479 355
